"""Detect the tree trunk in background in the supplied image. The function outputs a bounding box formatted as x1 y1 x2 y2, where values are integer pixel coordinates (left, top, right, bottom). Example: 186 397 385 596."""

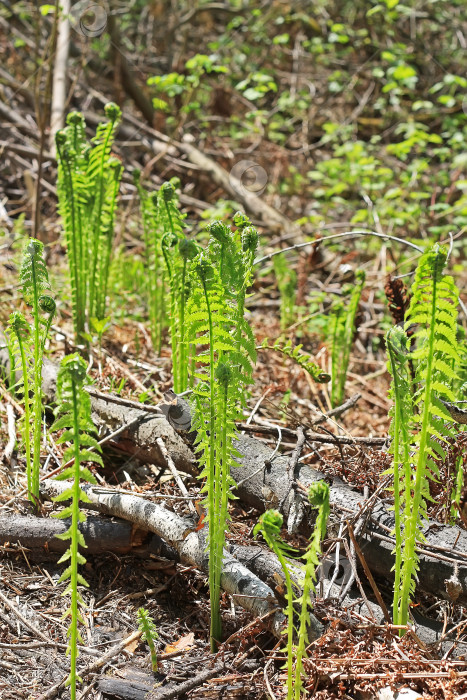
49 0 70 156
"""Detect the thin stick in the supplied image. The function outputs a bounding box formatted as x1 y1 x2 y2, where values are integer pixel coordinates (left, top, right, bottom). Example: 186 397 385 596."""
347 520 392 623
155 437 196 514
0 589 51 643
254 230 423 266
39 630 142 700
84 387 164 416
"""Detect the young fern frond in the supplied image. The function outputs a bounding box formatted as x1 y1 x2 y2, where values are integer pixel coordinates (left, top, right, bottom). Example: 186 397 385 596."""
133 172 165 353
137 607 159 672
19 239 55 503
294 482 330 699
273 253 297 330
254 510 297 700
186 218 257 651
56 104 121 339
158 181 195 392
56 114 88 339
259 338 331 384
95 156 123 319
187 255 237 650
385 326 413 624
6 312 33 493
330 270 365 406
88 103 122 320
51 354 102 700
395 244 460 627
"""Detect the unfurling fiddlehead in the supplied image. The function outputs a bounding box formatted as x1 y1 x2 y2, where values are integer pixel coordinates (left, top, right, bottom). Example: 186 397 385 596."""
385 325 413 624
186 216 258 651
254 510 297 700
6 312 32 492
259 338 331 384
133 171 165 353
51 354 102 699
19 239 55 503
56 105 122 340
159 181 195 392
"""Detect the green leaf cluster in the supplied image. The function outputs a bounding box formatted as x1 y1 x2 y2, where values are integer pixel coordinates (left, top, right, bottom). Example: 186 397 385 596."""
56 104 122 339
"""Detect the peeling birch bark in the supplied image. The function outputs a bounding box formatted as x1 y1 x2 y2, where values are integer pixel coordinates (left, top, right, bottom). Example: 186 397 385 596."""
39 479 313 641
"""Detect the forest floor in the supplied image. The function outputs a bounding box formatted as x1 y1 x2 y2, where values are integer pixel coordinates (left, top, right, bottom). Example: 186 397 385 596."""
1 3 467 699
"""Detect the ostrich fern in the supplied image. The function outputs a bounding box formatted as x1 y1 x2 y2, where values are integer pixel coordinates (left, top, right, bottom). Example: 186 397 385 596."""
390 245 461 628
385 325 413 623
17 239 55 503
254 510 297 700
6 312 32 493
330 270 365 406
51 354 102 699
137 608 159 672
186 217 258 651
56 104 122 340
133 171 166 353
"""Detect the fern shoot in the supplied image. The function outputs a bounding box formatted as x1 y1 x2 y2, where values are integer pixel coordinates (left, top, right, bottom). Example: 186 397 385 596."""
158 181 195 392
273 253 297 330
51 354 102 699
259 338 331 384
56 104 122 340
137 607 159 673
133 171 165 353
394 245 460 627
88 102 122 320
294 482 330 699
6 312 33 493
186 218 257 651
385 326 413 623
330 270 365 406
20 239 55 502
254 510 297 700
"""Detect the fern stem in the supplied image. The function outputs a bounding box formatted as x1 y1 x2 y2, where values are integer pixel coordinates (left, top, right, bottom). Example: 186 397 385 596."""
15 331 32 495
398 261 439 627
68 379 81 700
31 252 42 502
89 120 115 319
56 141 82 337
200 276 220 651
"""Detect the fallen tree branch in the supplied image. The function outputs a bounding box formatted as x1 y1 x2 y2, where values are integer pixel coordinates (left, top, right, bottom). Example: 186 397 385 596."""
39 479 305 642
1 348 467 607
5 513 465 659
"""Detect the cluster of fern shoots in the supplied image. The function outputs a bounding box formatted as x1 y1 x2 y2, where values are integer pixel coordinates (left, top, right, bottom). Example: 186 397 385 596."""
386 244 463 627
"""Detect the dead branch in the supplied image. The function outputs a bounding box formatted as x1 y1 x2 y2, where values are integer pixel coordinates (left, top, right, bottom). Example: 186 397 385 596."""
1 348 467 608
39 479 297 642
